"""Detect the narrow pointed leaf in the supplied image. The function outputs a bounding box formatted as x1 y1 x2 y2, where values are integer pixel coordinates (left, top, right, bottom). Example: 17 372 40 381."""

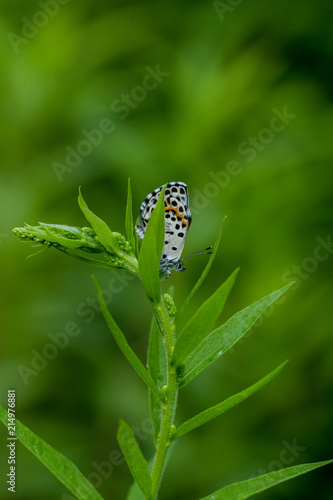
147 317 167 444
38 223 98 250
127 459 154 500
55 249 123 269
78 187 120 254
177 216 226 317
126 178 136 253
179 282 294 388
127 483 145 500
138 185 165 304
199 459 333 500
0 406 103 500
173 268 239 366
117 419 152 498
93 276 161 401
171 361 287 441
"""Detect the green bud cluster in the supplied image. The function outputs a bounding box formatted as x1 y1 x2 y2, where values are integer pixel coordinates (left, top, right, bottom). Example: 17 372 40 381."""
164 294 177 317
13 186 142 275
13 223 104 252
13 220 139 274
113 232 134 254
105 254 125 268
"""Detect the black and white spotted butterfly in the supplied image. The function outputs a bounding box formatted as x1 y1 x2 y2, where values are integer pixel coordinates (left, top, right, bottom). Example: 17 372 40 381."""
135 181 212 280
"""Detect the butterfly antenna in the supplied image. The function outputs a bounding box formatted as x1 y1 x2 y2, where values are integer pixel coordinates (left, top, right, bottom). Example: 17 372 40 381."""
181 246 213 261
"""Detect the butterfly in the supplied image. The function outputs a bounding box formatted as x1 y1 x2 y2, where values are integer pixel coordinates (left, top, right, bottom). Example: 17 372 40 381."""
135 181 212 280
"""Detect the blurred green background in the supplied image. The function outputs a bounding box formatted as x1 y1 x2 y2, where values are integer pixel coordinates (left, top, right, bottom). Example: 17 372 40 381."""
1 0 332 498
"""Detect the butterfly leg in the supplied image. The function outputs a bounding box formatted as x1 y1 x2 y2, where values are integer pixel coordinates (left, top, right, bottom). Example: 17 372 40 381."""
176 266 186 273
161 269 171 282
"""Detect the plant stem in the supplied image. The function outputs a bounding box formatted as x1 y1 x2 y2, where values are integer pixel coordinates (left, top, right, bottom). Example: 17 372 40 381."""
151 298 178 499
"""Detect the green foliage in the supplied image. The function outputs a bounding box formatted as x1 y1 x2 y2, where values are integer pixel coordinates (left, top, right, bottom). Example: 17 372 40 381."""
147 317 167 445
178 282 294 388
117 419 152 499
92 276 161 401
6 185 332 499
126 460 154 500
126 483 145 500
2 0 332 495
78 187 139 275
0 406 103 500
13 223 104 252
199 460 333 499
173 267 239 366
170 361 288 441
78 187 120 255
138 185 166 304
13 188 140 274
177 216 226 317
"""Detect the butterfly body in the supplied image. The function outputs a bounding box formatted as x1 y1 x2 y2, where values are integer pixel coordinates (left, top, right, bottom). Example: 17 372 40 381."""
136 182 210 279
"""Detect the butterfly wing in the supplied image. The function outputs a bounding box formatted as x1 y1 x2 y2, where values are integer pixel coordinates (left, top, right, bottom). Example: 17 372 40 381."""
161 182 191 267
135 181 191 272
135 185 163 239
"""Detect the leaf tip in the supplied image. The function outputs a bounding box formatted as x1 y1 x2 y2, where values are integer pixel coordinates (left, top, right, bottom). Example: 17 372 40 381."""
91 275 101 296
278 359 289 370
78 186 85 207
117 418 128 436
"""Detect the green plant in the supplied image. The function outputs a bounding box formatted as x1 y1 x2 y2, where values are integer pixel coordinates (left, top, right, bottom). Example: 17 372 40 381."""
2 180 332 499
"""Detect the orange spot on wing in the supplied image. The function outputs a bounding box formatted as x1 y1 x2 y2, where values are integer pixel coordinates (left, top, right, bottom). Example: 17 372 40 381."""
165 205 189 226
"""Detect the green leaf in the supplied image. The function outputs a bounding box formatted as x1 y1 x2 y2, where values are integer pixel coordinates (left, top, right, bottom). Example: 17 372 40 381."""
55 248 124 270
127 459 154 500
179 282 294 388
13 223 103 253
126 482 145 500
38 224 94 250
177 216 226 317
138 185 166 304
0 406 103 500
171 361 287 441
78 187 120 254
126 178 136 253
117 419 152 499
147 316 167 445
173 268 239 366
93 276 161 401
126 457 154 500
199 459 333 499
